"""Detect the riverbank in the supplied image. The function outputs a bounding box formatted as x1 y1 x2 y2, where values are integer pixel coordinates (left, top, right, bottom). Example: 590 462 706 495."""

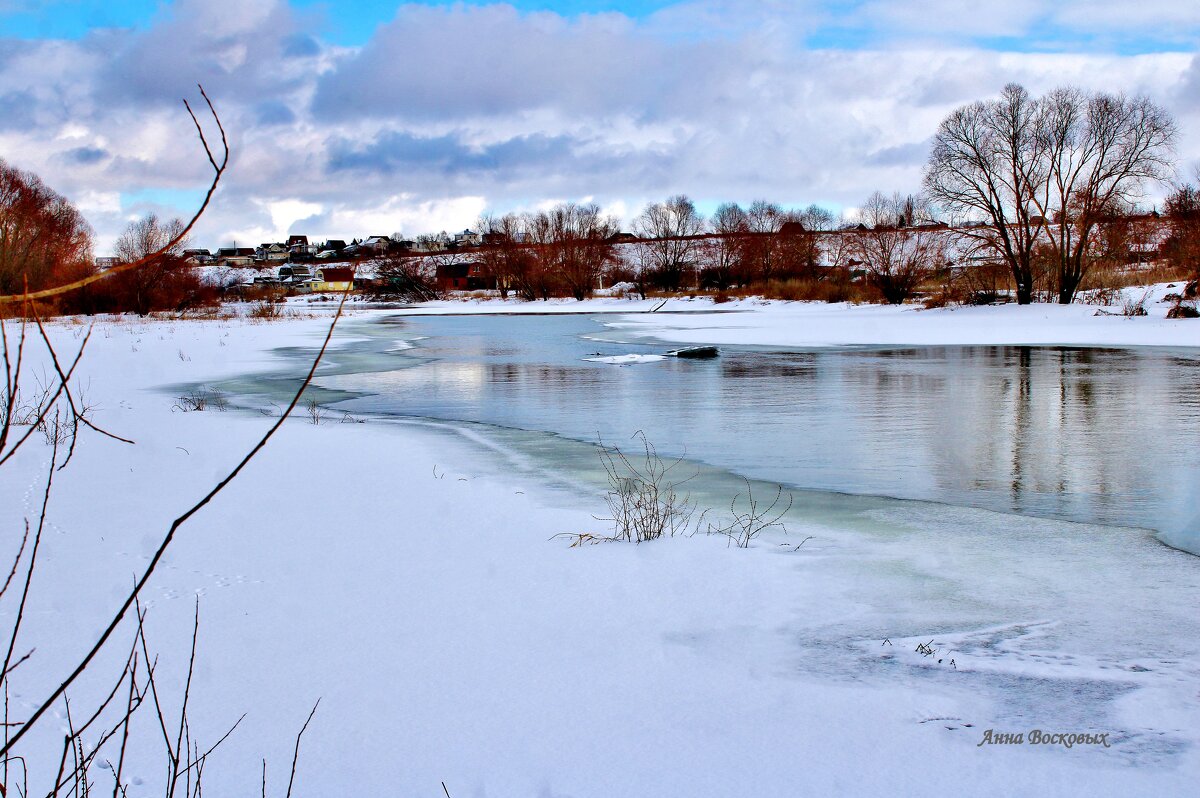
384 282 1200 349
2 311 1198 797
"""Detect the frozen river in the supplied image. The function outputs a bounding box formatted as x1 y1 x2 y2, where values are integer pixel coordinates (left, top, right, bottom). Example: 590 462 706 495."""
214 310 1200 767
288 312 1200 552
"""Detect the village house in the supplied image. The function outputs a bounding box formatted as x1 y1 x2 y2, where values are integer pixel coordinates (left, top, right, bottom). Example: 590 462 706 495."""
435 261 493 292
452 229 482 247
255 242 290 262
316 239 348 259
182 248 214 264
313 266 355 292
216 247 256 267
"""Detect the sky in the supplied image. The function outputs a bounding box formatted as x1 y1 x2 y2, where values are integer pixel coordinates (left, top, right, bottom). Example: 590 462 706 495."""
1 0 1199 253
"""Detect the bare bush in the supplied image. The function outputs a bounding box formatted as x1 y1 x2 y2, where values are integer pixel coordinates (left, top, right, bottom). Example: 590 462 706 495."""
249 298 284 319
597 432 696 542
1122 292 1150 317
173 387 228 413
306 399 324 425
703 479 794 548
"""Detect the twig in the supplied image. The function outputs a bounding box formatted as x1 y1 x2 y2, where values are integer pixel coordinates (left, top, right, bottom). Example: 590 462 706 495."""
285 700 320 798
1 283 353 756
0 434 57 694
0 524 29 601
0 86 227 306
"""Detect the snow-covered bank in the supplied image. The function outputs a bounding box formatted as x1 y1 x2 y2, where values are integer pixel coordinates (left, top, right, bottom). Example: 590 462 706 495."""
378 285 1200 349
604 289 1200 351
3 313 1198 796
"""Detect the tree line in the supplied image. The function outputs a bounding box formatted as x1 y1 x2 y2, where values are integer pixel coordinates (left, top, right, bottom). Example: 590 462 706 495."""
1 159 215 314
396 84 1192 305
4 82 1200 313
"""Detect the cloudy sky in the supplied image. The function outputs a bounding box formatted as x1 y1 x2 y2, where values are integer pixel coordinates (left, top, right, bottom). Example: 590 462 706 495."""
2 1 1199 253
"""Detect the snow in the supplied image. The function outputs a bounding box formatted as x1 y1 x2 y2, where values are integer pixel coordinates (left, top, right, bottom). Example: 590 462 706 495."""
598 287 1200 350
377 284 1200 348
2 296 1199 796
583 353 667 364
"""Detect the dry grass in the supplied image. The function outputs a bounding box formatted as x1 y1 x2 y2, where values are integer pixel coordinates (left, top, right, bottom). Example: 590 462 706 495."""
1079 261 1191 293
757 278 874 303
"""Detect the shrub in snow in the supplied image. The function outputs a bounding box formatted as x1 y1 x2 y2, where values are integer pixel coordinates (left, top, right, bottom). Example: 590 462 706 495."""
597 432 696 542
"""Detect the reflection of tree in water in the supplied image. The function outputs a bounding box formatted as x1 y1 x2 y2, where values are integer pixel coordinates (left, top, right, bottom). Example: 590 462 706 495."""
330 315 1200 533
720 353 819 381
1010 346 1032 508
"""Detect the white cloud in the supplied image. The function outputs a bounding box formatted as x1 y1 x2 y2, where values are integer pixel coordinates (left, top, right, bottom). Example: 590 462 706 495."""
264 198 324 234
0 0 1197 247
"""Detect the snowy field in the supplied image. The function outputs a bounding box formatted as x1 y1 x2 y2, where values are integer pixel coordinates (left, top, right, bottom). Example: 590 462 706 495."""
3 295 1199 796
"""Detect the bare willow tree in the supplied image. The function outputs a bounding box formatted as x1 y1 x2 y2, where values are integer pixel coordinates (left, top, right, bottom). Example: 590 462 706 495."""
529 202 618 300
846 192 945 304
633 194 705 290
925 83 1176 304
0 160 94 296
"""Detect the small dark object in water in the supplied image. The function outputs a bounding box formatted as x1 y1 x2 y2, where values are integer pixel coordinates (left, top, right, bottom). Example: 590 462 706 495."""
668 346 719 359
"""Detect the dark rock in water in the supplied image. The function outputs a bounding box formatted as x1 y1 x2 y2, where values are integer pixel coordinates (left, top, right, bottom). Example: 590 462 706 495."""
668 346 719 359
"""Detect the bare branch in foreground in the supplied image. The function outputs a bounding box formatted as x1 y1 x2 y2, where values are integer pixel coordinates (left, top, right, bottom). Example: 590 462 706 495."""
1 281 354 757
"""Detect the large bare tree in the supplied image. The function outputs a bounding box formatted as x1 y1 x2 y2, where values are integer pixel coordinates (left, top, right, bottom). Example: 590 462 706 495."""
924 85 1049 305
1037 89 1176 302
925 83 1175 304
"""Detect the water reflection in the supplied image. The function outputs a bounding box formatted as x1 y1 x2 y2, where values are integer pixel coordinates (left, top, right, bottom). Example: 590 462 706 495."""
312 315 1200 539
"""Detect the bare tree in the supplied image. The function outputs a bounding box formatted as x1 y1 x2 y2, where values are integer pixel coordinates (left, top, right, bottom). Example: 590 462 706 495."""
1164 180 1200 282
926 83 1176 304
528 203 617 300
1037 89 1176 302
111 214 195 315
924 84 1048 305
775 211 826 281
744 199 784 283
798 204 837 232
633 195 705 290
0 160 94 296
370 252 440 301
477 212 531 298
697 202 749 289
845 192 945 304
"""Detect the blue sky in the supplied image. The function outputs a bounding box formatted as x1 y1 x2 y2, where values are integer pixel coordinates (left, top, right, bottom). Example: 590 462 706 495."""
1 0 1198 249
4 0 1196 51
6 1 677 43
